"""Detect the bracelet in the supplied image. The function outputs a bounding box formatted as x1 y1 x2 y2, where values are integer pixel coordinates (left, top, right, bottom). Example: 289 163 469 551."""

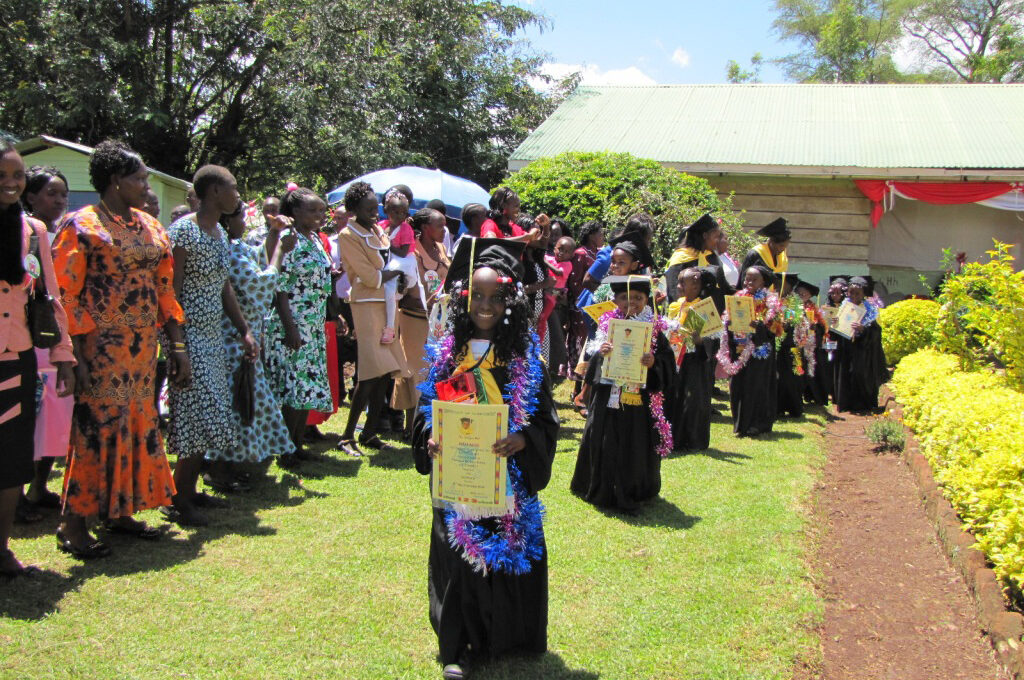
172 348 187 354
172 341 185 348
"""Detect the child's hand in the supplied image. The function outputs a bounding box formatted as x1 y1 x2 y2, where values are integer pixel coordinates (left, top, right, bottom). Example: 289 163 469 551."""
599 342 612 356
396 273 407 293
493 433 526 457
426 439 440 459
640 352 655 368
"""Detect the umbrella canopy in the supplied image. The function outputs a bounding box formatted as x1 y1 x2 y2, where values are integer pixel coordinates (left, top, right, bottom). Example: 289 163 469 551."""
326 166 490 220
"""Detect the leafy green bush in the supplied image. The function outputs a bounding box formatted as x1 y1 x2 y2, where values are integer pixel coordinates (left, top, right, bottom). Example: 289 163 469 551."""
865 417 906 452
935 241 1024 389
879 299 940 365
502 151 756 268
892 348 1024 593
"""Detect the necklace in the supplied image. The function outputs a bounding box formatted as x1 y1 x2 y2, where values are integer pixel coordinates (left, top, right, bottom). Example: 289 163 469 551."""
98 200 135 227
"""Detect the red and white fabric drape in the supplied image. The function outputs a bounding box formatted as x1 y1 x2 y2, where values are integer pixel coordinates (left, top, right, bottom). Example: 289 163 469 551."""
855 180 1024 227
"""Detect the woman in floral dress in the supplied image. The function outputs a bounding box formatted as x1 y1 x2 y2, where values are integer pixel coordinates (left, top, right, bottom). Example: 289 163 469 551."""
166 166 258 526
264 187 334 466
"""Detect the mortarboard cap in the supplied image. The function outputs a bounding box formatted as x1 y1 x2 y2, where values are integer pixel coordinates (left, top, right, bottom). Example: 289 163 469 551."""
756 217 792 240
443 237 526 293
605 274 652 296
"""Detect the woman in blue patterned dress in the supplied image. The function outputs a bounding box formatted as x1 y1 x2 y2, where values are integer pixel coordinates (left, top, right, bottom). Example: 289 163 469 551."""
166 166 259 526
264 188 334 467
202 202 298 489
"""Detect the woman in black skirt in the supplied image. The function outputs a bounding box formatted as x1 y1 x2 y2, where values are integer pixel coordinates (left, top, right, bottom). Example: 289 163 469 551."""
0 141 75 576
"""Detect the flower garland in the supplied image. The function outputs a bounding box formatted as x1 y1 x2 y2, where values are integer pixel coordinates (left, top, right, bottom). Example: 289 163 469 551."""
716 288 783 375
418 332 546 575
590 307 674 458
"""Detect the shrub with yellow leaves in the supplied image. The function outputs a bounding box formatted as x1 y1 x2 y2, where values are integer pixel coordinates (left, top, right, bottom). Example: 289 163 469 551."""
892 348 1024 594
879 298 940 365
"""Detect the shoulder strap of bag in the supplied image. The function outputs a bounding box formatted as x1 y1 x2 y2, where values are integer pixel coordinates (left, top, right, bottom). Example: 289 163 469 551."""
28 227 48 296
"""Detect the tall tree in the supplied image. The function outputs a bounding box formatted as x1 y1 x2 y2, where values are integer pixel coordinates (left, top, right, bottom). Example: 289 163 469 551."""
771 0 912 82
902 0 1024 81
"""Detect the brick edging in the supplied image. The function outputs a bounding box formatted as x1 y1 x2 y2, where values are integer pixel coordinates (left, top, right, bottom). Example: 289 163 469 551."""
880 385 1024 677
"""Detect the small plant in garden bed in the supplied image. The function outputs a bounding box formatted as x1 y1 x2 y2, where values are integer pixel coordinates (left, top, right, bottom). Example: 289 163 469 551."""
866 417 906 452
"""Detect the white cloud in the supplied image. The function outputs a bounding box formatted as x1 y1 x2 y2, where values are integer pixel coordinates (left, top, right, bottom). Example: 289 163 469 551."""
532 62 658 90
671 47 691 69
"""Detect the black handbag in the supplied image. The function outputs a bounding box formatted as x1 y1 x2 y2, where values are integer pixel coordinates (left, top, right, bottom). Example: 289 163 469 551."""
25 231 61 349
233 360 256 426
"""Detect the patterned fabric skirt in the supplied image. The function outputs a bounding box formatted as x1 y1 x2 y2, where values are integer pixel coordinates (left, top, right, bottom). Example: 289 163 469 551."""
63 324 176 518
0 349 37 489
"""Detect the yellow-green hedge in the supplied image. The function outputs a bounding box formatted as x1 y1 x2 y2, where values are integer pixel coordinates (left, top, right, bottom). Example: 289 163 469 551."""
879 298 940 365
892 348 1024 591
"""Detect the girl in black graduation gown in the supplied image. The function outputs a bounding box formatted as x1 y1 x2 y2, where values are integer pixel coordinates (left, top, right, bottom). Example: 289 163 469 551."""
668 268 712 452
741 217 790 282
571 276 676 511
833 276 888 413
775 275 805 418
721 266 785 437
412 238 560 680
796 280 830 406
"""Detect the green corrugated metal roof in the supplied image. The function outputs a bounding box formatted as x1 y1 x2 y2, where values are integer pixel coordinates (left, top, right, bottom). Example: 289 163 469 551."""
511 84 1024 171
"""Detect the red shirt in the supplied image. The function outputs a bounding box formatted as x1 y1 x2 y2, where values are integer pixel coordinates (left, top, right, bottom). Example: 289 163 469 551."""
479 218 524 239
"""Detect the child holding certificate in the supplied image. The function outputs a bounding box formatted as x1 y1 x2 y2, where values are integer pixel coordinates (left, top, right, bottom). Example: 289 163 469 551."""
718 265 785 437
412 238 559 680
667 267 714 452
833 276 888 413
571 275 676 512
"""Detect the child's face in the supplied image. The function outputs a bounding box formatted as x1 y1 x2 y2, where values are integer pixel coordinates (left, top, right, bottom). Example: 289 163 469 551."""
848 285 865 304
468 268 507 334
743 269 765 292
679 273 701 300
609 248 638 276
614 289 648 317
796 287 812 302
385 199 409 226
555 237 575 262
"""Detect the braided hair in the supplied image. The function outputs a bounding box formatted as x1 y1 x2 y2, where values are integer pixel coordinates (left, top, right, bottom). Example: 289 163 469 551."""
281 186 322 218
445 275 534 368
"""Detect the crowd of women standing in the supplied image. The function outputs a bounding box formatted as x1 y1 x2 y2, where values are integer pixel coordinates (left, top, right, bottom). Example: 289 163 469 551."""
0 136 889 680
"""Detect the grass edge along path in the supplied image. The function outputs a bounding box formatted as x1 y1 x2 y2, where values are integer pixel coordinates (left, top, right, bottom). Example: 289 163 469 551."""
2 385 825 680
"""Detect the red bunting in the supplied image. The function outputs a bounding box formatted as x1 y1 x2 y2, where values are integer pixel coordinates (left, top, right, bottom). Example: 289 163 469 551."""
855 180 1015 227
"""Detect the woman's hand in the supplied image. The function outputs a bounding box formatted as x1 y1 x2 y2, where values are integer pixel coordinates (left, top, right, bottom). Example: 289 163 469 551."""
599 342 613 356
426 438 440 459
242 331 260 361
74 362 92 396
279 232 298 253
542 275 556 290
493 433 526 457
284 322 302 351
640 352 655 368
55 361 76 398
168 350 192 388
267 214 293 233
382 270 403 283
335 316 349 335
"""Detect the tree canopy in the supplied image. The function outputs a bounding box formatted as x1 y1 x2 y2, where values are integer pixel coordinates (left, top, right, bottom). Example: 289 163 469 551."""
0 0 568 195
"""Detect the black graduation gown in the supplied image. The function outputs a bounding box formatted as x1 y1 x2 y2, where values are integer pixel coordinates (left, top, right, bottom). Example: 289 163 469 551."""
740 247 784 281
803 319 830 406
776 323 804 418
412 366 560 666
833 322 888 413
571 332 675 511
671 339 712 451
728 323 778 436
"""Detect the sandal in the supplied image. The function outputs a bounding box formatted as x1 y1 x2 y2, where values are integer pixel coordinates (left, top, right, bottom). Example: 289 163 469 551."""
358 434 385 450
15 497 43 524
26 489 62 509
160 504 209 528
336 438 362 457
202 472 250 494
56 530 111 560
102 519 164 540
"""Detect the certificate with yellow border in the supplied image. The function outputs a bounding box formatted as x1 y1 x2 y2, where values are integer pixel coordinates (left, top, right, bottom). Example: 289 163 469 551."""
431 401 509 517
726 295 755 332
831 300 866 339
690 296 723 337
583 300 617 324
604 319 653 385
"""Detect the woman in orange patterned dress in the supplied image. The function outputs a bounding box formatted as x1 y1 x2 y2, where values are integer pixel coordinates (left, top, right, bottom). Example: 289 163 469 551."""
53 141 191 559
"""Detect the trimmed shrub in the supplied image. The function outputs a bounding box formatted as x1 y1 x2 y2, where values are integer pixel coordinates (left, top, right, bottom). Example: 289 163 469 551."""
879 298 940 365
502 151 756 268
892 348 1024 593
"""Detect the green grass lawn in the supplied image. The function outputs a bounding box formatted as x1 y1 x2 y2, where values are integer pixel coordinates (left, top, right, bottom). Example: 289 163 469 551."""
1 385 825 680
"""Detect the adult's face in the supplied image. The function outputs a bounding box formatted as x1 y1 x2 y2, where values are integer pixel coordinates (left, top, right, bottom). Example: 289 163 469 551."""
588 229 605 249
224 210 246 240
263 198 280 217
211 176 240 215
703 226 723 252
144 190 160 218
354 193 379 226
0 151 25 209
502 196 520 221
114 166 151 210
26 174 68 224
294 198 326 229
423 215 446 243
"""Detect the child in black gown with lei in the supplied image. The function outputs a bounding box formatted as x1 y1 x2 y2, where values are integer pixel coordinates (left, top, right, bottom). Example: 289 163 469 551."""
571 275 675 511
412 238 559 680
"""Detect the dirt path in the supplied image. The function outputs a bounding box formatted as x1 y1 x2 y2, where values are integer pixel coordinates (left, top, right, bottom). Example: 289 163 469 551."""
810 408 1005 680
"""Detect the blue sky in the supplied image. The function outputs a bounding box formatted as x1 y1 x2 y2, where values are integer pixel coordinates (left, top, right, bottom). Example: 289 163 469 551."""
515 0 793 85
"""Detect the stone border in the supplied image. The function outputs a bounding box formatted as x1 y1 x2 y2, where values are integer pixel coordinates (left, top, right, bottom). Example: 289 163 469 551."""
880 386 1024 677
